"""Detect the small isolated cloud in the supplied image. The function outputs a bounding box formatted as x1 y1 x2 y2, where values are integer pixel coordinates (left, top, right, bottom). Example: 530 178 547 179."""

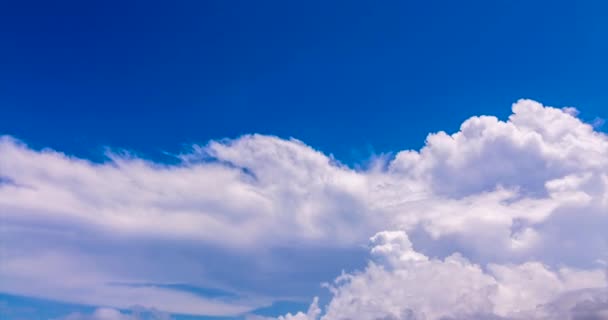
1 99 608 318
593 117 606 129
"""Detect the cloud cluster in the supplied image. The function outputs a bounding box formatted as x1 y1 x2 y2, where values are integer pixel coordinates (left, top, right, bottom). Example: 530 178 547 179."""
317 231 607 320
1 99 607 318
279 100 608 319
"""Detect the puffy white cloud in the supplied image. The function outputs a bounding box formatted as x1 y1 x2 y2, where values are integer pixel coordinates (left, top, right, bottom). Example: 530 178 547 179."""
1 99 607 318
274 100 608 319
389 100 608 198
295 231 607 320
277 298 321 320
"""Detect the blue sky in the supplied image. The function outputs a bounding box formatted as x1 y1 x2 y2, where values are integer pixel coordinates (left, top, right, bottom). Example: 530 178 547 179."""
2 1 607 163
2 1 608 320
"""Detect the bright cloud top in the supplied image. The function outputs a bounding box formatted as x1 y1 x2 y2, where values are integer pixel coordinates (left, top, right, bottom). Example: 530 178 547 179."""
1 99 607 319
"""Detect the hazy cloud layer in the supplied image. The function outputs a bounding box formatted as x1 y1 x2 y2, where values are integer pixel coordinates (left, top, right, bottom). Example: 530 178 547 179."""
1 100 607 318
55 307 171 320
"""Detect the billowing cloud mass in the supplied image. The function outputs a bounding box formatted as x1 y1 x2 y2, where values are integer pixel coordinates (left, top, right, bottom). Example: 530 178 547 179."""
318 231 607 320
1 99 607 319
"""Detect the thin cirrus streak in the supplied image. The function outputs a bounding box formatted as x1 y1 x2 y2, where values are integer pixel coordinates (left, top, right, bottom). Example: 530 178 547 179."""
1 99 607 319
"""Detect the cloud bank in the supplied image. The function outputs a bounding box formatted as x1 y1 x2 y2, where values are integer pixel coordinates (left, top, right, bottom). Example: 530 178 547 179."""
1 100 607 319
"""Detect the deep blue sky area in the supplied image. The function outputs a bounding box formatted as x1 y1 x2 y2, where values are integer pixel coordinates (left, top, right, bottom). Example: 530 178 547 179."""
1 0 607 163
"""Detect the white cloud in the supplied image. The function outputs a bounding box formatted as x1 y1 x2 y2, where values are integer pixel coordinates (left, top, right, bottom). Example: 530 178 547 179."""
56 307 171 320
1 99 608 318
389 100 608 198
294 231 607 320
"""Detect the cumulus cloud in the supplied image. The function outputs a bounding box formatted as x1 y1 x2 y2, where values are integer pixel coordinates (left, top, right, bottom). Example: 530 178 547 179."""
1 99 607 318
314 231 607 320
389 100 608 198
